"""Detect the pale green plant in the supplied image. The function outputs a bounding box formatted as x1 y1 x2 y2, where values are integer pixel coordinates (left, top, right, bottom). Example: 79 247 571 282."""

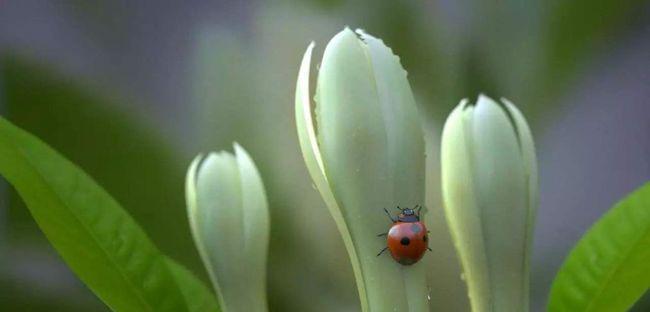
440 95 538 312
186 144 270 312
295 28 429 311
0 30 646 312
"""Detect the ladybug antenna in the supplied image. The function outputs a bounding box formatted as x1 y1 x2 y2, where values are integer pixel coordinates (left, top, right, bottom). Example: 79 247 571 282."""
383 208 396 222
395 205 403 211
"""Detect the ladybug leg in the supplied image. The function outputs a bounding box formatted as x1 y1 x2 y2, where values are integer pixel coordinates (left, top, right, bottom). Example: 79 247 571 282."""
383 208 396 222
376 247 388 256
416 205 422 216
427 247 433 252
377 232 388 237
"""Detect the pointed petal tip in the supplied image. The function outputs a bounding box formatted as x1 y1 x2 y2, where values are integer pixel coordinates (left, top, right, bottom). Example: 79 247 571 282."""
459 98 470 108
335 26 360 42
443 99 472 138
187 153 205 180
191 153 205 164
300 42 315 68
476 93 498 107
185 154 204 214
232 142 246 162
233 142 254 165
500 98 524 119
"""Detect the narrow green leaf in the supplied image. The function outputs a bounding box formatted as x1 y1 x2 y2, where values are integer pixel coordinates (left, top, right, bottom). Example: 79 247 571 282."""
164 257 220 312
1 55 199 272
0 117 218 312
548 183 650 311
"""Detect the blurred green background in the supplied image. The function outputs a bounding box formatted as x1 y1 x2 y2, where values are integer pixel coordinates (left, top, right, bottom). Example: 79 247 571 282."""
0 1 649 311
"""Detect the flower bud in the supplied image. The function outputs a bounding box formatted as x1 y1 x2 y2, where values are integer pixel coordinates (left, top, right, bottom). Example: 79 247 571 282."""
295 28 428 311
441 95 538 312
185 143 270 312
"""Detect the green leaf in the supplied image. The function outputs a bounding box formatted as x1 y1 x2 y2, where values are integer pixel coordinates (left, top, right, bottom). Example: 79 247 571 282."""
0 117 218 312
164 257 220 312
548 183 650 311
1 55 200 272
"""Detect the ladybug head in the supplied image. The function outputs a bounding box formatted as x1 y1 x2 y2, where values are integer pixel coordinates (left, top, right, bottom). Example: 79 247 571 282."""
397 206 421 222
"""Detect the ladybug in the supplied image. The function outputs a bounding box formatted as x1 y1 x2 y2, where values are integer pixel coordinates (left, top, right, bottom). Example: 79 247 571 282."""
377 205 431 265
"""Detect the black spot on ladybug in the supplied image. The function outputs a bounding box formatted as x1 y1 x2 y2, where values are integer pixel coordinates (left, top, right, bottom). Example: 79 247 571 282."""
400 237 410 245
410 223 421 233
423 235 428 242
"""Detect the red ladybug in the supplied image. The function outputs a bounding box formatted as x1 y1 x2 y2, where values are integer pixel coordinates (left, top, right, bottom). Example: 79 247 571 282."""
377 205 430 265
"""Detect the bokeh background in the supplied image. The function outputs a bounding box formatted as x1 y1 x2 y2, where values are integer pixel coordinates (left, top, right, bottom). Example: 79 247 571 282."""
1 1 649 311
